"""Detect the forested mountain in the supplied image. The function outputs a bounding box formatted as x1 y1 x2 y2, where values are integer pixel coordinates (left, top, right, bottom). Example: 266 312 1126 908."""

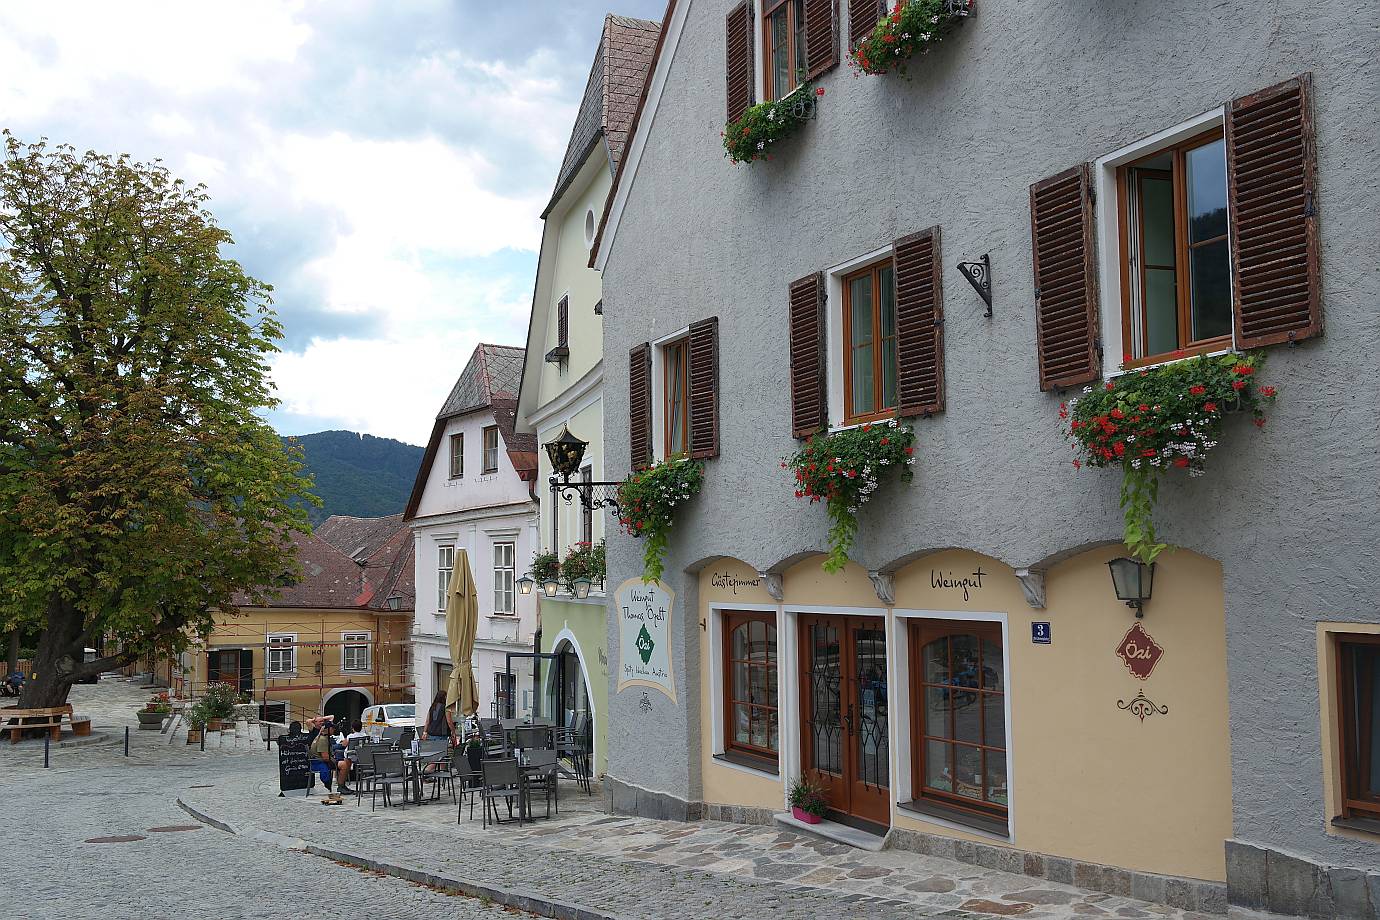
285 430 424 525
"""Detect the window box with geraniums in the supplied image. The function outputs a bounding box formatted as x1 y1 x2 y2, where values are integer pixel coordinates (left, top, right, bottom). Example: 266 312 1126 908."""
530 549 560 589
1062 352 1278 564
786 420 917 573
561 539 606 591
722 83 824 165
617 456 705 582
788 776 828 824
849 0 973 77
137 692 171 729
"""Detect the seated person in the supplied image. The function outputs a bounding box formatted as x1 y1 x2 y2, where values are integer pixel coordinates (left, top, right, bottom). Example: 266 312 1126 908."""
335 720 369 794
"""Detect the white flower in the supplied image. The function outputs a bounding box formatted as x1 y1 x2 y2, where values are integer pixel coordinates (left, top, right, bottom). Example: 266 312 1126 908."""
1131 459 1141 470
1083 386 1093 395
930 14 939 23
880 458 890 465
1125 435 1135 443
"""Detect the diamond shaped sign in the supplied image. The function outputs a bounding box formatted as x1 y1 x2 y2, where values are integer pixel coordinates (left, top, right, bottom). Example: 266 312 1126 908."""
636 623 655 664
1116 621 1163 680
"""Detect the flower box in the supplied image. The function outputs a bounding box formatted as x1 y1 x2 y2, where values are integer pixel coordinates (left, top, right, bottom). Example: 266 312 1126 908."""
850 0 972 77
791 805 823 825
722 84 823 165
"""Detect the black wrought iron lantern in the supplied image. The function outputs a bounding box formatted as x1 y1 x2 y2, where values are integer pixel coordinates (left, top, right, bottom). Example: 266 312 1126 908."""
1107 557 1155 617
545 425 588 480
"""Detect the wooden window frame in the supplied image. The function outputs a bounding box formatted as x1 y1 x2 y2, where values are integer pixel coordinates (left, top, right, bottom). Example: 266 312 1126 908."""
762 0 805 101
842 258 898 425
909 619 1008 823
482 425 500 473
448 432 464 479
662 337 690 458
492 541 515 615
1337 634 1380 821
1116 127 1232 368
723 611 779 765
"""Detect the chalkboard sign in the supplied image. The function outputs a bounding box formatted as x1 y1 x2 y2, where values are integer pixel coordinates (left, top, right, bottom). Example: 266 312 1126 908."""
276 735 313 796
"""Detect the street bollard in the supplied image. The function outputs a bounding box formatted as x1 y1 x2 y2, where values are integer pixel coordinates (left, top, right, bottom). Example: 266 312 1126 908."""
124 725 129 757
200 724 205 752
43 735 49 768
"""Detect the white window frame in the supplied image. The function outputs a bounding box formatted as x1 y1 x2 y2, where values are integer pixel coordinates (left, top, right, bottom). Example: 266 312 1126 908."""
341 632 371 673
482 426 500 473
648 325 691 463
448 432 463 479
266 633 297 676
708 602 784 780
492 541 516 615
437 544 455 612
1092 106 1237 379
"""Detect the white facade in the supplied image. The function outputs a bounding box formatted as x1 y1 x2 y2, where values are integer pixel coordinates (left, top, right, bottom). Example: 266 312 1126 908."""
409 406 539 718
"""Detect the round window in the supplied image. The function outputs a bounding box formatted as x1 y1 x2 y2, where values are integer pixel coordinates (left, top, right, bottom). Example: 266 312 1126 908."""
584 208 596 248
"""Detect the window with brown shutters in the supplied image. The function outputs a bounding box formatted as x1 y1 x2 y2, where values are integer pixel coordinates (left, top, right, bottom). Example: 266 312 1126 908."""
1030 163 1100 390
557 295 569 349
726 1 755 122
1226 73 1321 348
803 0 839 79
848 0 884 49
629 342 652 470
894 227 945 417
688 317 720 459
789 272 827 438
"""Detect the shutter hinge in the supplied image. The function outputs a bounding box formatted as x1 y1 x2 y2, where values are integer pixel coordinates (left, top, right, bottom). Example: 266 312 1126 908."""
1086 183 1096 206
1034 288 1041 301
933 316 945 328
1304 191 1316 218
1095 336 1103 359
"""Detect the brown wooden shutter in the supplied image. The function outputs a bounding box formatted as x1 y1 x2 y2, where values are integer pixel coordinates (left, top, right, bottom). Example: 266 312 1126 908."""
557 295 569 348
688 317 719 459
629 342 652 470
848 0 884 49
788 273 827 438
893 226 945 417
1226 73 1321 348
725 1 754 123
1029 163 1100 390
804 0 840 80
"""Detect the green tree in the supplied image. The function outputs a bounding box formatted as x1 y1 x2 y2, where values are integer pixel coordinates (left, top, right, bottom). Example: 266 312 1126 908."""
0 134 315 708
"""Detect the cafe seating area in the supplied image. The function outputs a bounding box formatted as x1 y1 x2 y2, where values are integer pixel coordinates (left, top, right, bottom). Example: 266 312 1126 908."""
345 715 595 829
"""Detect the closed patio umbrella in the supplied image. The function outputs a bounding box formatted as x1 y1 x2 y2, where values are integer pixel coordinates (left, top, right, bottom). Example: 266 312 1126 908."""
445 548 480 718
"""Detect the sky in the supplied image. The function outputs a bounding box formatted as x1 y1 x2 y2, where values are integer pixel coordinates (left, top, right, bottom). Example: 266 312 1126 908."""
0 0 665 447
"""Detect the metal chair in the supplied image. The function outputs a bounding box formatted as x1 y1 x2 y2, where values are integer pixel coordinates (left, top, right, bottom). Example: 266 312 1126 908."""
421 746 453 801
380 725 403 747
513 724 549 756
555 715 592 794
351 746 381 804
450 748 481 821
370 751 408 810
480 758 525 828
523 748 558 818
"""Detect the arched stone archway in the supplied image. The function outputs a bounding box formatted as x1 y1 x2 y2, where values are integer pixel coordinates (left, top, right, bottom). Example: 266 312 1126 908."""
322 688 371 726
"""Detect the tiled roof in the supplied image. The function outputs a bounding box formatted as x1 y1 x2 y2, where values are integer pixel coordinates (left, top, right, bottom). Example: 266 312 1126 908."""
361 524 415 613
437 344 526 420
235 530 374 609
315 512 406 562
547 13 661 213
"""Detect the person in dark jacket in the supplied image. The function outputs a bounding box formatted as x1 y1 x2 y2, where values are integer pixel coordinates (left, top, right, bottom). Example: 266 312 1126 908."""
420 690 456 744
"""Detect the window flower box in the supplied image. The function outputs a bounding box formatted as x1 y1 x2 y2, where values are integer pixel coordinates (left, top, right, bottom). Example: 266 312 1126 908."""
617 457 704 582
850 0 973 77
722 83 823 165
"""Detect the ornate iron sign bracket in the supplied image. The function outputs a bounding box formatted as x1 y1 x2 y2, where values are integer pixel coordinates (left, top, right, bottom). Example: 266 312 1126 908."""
957 253 993 317
551 475 623 518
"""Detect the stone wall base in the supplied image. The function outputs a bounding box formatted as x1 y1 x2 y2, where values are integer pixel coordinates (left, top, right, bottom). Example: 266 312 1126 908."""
1226 839 1379 919
603 774 703 823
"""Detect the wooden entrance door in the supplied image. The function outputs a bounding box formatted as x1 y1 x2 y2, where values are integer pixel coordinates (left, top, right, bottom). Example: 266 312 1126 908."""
798 614 890 827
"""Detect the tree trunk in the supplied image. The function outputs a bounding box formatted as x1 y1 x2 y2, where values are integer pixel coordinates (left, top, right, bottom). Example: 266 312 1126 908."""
5 631 17 675
18 597 83 709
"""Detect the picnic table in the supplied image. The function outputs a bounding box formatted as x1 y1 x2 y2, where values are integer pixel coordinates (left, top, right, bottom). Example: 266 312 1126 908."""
2 704 91 743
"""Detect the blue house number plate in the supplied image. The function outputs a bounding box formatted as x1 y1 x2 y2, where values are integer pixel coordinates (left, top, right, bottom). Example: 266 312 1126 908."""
1031 622 1052 645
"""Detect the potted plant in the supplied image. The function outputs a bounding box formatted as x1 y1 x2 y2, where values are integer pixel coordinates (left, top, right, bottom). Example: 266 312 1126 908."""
616 456 705 582
137 692 170 730
849 0 973 77
185 699 211 745
202 681 239 731
561 539 607 592
788 776 828 825
531 549 561 592
785 420 917 572
463 732 484 779
1063 352 1277 564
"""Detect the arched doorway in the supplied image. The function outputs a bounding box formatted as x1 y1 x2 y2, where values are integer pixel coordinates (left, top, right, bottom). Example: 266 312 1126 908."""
323 688 370 726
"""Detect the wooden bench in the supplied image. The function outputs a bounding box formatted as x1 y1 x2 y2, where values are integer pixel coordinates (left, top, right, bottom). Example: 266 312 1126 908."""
2 704 89 742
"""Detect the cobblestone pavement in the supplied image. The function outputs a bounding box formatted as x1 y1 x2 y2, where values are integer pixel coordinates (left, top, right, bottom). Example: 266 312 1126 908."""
0 757 530 920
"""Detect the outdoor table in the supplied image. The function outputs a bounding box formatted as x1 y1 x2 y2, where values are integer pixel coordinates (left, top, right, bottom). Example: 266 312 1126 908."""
400 752 429 804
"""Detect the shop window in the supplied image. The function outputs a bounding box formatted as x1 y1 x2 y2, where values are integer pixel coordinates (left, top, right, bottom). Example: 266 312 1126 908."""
723 611 779 767
909 619 1008 830
1117 128 1231 365
1338 635 1380 822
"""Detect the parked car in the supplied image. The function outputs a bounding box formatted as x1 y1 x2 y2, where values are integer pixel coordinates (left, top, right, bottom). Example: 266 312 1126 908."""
361 703 416 739
77 647 99 684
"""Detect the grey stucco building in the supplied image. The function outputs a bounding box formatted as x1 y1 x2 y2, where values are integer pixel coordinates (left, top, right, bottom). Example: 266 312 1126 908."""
590 0 1380 915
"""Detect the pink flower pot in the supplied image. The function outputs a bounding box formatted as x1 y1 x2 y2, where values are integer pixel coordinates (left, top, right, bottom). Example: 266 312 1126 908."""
791 806 822 825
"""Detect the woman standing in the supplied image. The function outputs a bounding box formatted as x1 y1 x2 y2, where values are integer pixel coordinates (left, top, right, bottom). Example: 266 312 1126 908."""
420 689 455 744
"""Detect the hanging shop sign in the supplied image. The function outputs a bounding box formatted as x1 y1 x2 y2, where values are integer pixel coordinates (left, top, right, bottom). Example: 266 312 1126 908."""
615 578 677 703
1116 621 1163 680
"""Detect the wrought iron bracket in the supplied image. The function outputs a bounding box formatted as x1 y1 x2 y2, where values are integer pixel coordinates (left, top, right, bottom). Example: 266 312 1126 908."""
550 475 623 517
957 253 993 317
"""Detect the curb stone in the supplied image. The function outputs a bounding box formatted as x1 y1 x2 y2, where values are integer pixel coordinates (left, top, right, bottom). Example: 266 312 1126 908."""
177 798 626 920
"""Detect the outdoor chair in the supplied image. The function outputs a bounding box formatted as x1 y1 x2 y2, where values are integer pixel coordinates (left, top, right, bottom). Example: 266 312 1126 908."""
380 725 403 747
513 724 549 755
370 751 409 810
446 749 481 821
420 747 452 801
480 758 525 828
351 746 381 804
555 715 592 794
523 748 558 818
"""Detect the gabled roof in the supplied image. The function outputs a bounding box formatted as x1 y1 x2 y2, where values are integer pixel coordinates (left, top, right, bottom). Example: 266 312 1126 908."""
234 530 376 609
404 344 540 520
544 13 661 218
591 1 678 270
316 512 406 563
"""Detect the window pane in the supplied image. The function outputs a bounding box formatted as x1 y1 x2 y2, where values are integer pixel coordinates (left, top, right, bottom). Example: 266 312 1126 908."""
987 749 1009 806
1186 138 1228 244
792 0 806 84
954 745 983 800
982 693 1005 748
950 635 980 689
749 664 767 704
1139 173 1175 267
750 707 769 749
849 275 873 347
770 7 789 100
733 662 749 703
764 625 778 664
1145 268 1179 357
924 739 952 792
766 665 778 708
1189 238 1232 342
879 267 897 410
1133 170 1178 356
981 638 1003 691
766 707 779 753
851 346 874 415
923 637 950 683
749 619 766 659
731 623 748 660
734 704 750 744
954 693 981 744
1347 644 1380 799
925 687 950 738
